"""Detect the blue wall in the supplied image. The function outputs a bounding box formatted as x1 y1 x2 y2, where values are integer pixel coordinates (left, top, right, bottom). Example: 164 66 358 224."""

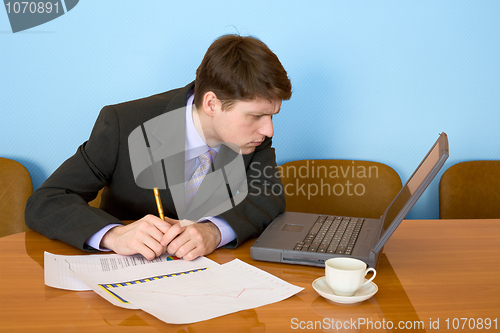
2 1 499 219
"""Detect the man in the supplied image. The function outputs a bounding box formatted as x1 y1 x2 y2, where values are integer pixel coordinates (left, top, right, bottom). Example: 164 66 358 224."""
25 34 292 261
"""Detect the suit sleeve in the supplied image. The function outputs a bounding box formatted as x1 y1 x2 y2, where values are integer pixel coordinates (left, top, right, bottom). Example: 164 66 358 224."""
25 106 124 251
218 138 286 247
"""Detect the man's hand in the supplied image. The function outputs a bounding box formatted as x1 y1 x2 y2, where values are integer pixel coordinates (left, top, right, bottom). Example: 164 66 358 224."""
101 214 173 261
160 220 221 261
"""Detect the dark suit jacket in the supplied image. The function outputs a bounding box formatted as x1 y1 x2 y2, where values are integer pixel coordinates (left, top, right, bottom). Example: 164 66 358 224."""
25 82 285 251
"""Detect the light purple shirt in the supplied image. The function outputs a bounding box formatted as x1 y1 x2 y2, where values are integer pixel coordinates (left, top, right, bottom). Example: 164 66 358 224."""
86 94 237 250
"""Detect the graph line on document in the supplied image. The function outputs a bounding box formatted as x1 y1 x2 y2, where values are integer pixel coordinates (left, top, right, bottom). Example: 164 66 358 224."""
65 259 74 272
98 267 208 304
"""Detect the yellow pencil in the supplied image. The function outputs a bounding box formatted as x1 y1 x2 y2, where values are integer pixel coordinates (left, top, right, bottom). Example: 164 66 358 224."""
153 187 165 220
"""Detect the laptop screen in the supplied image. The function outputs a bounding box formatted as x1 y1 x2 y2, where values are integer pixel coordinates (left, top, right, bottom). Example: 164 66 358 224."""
373 133 449 253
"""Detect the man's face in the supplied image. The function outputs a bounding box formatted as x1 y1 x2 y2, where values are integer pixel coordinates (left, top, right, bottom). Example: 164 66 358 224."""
209 97 282 154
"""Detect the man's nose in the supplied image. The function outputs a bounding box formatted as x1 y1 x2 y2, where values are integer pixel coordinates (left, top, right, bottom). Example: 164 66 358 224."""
259 116 274 138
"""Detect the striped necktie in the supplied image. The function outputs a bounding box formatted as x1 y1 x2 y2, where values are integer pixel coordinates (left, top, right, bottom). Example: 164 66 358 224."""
185 148 217 205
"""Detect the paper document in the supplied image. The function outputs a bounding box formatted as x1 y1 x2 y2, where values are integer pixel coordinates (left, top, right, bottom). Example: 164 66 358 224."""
45 251 199 291
45 252 303 323
44 251 220 308
98 259 303 324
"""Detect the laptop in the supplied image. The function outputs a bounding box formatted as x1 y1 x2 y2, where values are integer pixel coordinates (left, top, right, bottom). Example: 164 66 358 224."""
251 132 449 267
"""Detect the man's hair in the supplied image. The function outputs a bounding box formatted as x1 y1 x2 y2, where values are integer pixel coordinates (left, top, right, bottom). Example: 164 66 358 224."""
194 34 292 110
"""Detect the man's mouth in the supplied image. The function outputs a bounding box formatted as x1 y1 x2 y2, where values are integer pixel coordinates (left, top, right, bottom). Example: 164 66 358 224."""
250 140 264 146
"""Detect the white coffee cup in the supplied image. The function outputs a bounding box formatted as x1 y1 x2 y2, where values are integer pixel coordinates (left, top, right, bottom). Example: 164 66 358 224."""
325 257 376 296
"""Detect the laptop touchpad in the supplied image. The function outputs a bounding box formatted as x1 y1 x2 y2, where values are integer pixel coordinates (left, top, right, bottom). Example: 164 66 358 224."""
282 224 304 232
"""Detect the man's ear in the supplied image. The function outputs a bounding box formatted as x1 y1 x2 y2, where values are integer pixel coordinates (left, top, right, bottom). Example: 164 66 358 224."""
202 91 218 116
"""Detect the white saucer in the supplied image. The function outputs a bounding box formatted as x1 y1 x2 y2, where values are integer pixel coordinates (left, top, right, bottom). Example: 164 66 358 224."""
312 277 378 304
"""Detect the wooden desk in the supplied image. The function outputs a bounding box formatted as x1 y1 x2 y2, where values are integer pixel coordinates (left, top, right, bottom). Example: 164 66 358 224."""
1 219 499 332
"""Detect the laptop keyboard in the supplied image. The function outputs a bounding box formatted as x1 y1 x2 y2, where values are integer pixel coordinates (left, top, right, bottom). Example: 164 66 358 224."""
293 216 364 255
